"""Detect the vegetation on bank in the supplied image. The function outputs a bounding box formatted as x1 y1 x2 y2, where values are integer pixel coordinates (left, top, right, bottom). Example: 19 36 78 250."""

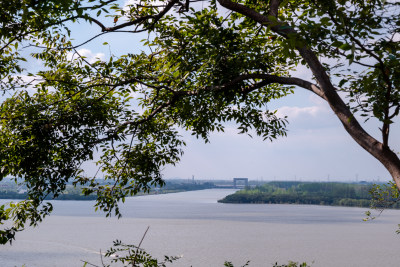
218 181 400 209
0 180 215 201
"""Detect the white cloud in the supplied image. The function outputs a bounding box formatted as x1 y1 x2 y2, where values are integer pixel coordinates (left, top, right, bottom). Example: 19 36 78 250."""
272 93 339 130
67 48 105 64
393 33 400 42
18 74 40 84
289 64 313 81
308 93 326 106
275 104 328 119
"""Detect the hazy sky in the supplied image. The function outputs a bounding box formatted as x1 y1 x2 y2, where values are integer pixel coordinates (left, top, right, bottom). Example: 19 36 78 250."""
43 2 400 182
164 98 399 182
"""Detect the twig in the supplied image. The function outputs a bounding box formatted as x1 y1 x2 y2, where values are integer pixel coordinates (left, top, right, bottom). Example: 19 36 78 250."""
132 226 150 266
80 260 100 267
100 249 105 266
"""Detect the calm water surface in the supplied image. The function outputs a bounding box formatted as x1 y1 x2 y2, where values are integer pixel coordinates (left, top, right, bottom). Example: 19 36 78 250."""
1 189 400 267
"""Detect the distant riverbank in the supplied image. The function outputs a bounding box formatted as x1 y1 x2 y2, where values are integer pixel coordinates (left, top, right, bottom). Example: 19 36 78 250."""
0 180 216 201
218 181 400 209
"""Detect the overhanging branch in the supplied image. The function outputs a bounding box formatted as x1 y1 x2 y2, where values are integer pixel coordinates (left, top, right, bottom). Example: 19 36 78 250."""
93 73 324 144
90 0 180 32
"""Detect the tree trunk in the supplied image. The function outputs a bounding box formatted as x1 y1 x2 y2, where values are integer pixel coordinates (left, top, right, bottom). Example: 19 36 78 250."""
373 145 400 189
299 48 400 189
216 0 400 189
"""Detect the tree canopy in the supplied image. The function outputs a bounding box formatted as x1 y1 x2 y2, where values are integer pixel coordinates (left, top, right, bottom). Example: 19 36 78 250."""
0 0 399 243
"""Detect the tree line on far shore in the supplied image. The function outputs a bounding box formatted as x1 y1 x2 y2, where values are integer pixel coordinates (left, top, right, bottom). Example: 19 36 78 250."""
218 181 400 209
0 180 215 201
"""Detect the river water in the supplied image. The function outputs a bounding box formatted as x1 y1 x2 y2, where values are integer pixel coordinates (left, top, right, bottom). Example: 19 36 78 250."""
1 189 400 267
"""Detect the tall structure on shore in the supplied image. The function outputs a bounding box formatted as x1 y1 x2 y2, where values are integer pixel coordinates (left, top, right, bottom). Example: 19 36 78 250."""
233 178 249 189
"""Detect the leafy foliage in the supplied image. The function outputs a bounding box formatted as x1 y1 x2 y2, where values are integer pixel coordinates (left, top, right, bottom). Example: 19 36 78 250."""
219 181 374 207
224 261 250 267
272 261 310 267
82 239 181 267
364 181 400 222
369 181 400 210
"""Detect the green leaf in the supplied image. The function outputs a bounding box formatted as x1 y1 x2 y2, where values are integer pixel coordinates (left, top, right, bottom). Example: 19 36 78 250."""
339 43 352 51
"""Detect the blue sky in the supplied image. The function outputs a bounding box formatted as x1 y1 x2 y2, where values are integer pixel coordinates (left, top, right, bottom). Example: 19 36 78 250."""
32 1 400 182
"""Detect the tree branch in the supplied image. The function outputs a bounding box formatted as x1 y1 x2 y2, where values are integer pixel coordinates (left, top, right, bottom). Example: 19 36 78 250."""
198 74 325 100
268 0 281 17
91 73 322 144
0 16 81 53
96 0 180 32
217 0 295 36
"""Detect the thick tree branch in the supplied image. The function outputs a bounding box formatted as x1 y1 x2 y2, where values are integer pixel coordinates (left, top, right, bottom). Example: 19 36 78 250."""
217 0 295 36
94 0 180 32
268 0 281 17
389 105 400 120
218 0 269 24
193 74 325 100
324 7 394 145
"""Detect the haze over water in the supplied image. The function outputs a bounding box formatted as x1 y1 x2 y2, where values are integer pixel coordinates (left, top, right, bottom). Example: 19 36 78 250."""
1 189 400 266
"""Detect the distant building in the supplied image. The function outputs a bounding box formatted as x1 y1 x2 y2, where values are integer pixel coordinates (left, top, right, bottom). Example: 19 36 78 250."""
233 178 249 189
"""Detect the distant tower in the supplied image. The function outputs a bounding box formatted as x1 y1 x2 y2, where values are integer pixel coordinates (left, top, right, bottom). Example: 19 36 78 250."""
192 175 194 184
